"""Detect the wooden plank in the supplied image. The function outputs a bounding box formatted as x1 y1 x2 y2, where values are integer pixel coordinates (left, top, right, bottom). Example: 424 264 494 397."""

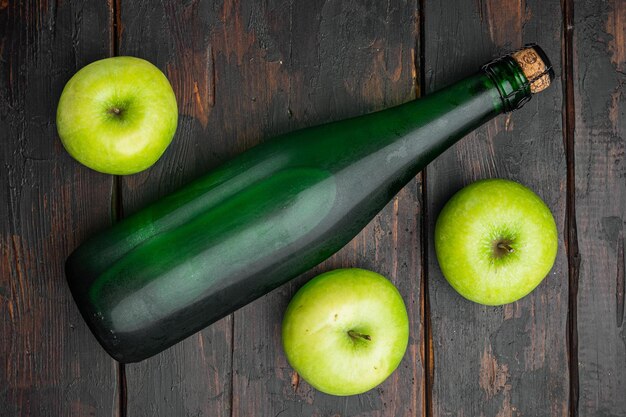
0 1 118 416
423 0 570 416
573 0 626 415
226 0 425 416
118 1 233 417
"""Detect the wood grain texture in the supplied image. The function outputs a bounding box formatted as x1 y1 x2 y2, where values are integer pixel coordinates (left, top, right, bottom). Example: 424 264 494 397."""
0 1 117 416
423 0 570 416
5 0 623 416
117 1 233 417
112 0 424 414
573 0 626 415
231 186 424 417
223 1 425 416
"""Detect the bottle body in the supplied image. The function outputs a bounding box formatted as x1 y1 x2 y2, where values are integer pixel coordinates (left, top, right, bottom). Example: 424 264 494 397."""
67 52 543 362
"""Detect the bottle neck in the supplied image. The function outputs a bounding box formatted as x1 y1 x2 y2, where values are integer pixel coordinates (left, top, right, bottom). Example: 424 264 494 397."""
482 55 533 112
331 55 535 194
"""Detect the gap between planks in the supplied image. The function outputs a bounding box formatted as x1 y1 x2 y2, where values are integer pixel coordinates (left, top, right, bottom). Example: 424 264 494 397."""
561 0 580 416
416 0 433 415
108 0 126 415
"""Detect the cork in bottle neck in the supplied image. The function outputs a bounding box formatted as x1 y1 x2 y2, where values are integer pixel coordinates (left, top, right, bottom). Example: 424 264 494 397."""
481 44 554 112
511 45 554 93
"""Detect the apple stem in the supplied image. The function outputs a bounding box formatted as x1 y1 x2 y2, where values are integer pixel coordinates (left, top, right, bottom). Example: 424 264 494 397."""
348 330 371 341
108 107 123 116
497 243 515 253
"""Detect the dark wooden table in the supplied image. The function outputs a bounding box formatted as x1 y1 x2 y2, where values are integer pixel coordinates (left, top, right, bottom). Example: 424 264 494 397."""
1 0 624 416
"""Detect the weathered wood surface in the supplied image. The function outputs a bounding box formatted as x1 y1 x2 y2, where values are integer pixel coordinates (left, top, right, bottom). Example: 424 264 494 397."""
573 0 626 415
423 0 570 416
1 0 624 416
227 0 424 413
0 1 117 416
116 0 424 415
117 1 233 417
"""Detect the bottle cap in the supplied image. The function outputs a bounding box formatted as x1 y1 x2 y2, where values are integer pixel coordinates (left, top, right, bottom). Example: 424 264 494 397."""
511 45 554 93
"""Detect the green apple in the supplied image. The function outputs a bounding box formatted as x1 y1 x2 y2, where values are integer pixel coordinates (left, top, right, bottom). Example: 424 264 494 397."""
281 268 409 396
56 56 178 175
435 178 558 305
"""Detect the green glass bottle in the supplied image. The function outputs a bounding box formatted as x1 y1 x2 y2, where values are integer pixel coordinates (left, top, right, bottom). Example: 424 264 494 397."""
66 46 553 362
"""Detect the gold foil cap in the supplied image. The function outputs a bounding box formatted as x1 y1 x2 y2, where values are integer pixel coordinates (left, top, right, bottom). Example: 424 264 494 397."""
511 46 553 93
